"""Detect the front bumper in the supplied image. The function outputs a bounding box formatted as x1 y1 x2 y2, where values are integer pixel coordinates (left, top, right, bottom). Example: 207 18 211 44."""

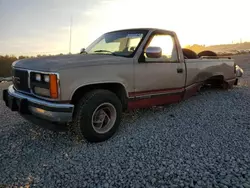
3 85 74 123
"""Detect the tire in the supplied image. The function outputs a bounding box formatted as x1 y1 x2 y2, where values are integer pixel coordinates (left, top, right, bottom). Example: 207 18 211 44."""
198 50 217 57
182 48 199 59
71 89 122 142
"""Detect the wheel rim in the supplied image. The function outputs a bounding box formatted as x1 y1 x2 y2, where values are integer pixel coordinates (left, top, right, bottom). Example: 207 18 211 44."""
91 103 117 134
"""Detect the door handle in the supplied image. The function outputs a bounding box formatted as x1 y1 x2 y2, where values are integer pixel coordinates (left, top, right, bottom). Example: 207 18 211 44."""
177 68 183 73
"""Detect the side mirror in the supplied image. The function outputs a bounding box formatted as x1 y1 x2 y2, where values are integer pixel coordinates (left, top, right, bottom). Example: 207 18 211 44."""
145 47 162 58
80 48 87 54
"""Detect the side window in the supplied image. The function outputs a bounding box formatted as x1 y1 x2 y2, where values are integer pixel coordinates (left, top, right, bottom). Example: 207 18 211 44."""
127 38 141 52
145 34 178 62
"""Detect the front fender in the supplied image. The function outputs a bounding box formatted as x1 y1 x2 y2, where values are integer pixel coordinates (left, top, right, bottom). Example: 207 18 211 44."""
69 80 130 101
59 67 133 101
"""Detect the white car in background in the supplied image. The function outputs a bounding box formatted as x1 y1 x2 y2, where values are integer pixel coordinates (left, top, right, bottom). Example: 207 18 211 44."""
236 65 243 77
234 64 243 85
0 77 12 83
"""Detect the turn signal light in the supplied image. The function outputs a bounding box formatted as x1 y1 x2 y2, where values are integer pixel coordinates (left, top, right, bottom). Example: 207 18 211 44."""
49 74 58 99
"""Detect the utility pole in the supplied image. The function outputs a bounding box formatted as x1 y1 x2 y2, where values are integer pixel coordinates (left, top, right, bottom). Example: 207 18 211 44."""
69 16 73 54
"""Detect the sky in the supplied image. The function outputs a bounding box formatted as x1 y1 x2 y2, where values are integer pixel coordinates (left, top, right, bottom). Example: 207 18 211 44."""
0 0 249 56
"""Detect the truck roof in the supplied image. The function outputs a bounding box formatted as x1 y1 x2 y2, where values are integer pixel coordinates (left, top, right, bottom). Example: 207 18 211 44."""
106 28 176 35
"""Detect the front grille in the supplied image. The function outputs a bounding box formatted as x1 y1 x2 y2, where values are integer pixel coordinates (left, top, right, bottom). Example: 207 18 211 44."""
12 69 30 93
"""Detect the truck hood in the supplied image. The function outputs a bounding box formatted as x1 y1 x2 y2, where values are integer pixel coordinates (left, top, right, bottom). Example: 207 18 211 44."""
12 54 129 72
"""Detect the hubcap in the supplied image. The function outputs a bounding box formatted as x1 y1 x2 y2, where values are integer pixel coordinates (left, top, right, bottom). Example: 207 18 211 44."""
91 103 117 134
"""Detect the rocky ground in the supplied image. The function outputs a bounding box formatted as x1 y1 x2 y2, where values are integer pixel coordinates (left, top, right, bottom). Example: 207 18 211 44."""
0 55 250 188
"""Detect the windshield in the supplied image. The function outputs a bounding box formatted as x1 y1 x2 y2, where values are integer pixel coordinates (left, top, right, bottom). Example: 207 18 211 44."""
85 30 148 57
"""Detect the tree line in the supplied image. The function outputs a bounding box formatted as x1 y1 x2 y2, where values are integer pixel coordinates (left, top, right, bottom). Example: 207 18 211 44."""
0 54 63 77
0 55 31 77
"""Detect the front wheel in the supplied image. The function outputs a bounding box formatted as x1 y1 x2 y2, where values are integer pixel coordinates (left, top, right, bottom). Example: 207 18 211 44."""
71 89 122 142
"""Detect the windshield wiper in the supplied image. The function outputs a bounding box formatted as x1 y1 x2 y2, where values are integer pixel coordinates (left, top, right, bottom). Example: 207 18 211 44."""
94 50 112 53
93 50 117 56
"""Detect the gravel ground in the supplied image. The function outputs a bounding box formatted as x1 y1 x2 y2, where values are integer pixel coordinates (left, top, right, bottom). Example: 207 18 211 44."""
1 55 250 188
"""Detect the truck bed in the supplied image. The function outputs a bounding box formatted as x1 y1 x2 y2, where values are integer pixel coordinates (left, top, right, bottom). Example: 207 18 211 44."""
185 58 235 87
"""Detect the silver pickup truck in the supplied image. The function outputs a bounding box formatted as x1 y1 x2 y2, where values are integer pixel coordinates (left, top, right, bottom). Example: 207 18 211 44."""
3 28 237 142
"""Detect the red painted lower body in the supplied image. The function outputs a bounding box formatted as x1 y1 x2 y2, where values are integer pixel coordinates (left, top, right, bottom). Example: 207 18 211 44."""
127 78 236 110
127 83 201 110
183 83 202 100
227 78 236 88
128 94 182 110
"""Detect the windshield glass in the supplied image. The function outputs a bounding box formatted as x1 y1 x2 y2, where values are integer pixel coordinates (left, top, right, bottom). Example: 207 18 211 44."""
85 30 148 57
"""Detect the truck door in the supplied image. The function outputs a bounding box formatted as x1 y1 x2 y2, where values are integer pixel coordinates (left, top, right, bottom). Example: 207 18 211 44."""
130 32 186 109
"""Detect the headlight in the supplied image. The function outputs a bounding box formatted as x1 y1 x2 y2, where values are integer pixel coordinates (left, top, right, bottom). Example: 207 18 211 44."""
31 72 59 99
35 74 41 81
34 87 50 97
44 75 50 83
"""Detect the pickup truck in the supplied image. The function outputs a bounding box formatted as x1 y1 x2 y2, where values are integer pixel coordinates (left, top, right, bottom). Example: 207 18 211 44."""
3 28 237 142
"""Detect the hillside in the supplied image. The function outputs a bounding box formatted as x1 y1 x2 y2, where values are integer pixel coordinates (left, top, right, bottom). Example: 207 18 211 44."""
186 42 250 53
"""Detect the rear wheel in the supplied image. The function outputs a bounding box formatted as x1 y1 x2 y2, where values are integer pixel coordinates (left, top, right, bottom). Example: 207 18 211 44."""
71 89 122 142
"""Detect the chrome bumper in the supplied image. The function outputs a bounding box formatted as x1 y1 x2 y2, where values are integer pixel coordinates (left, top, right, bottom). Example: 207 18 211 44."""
3 85 74 123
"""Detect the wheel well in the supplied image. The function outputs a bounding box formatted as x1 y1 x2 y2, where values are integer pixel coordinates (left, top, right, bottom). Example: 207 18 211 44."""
204 75 224 85
71 83 128 111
